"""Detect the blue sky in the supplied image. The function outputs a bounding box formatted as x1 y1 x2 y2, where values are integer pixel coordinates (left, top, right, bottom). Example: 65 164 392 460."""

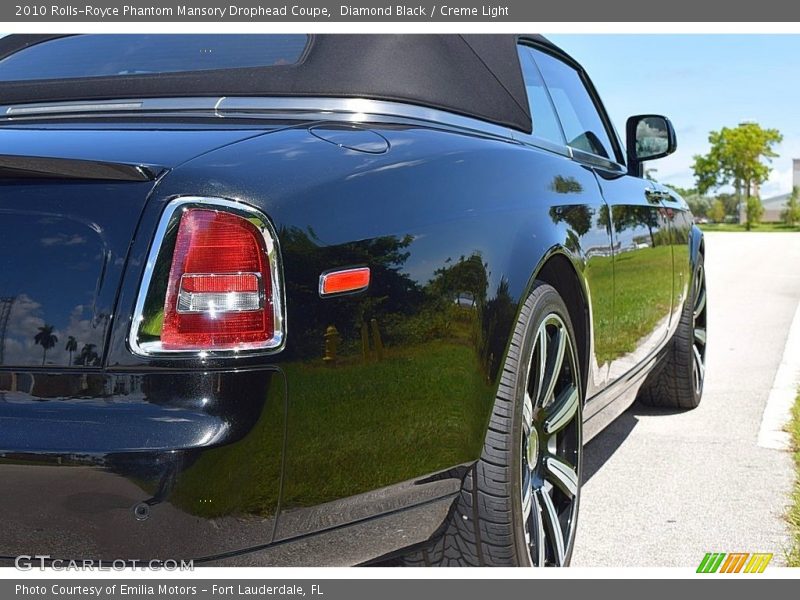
547 35 800 198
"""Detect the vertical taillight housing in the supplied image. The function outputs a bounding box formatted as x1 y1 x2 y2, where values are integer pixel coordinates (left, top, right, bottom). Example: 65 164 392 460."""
130 198 285 357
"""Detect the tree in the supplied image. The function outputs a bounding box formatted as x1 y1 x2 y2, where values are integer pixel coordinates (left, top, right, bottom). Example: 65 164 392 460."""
274 227 423 358
668 185 696 198
783 186 800 226
429 252 489 309
665 185 708 217
708 199 726 223
686 195 711 219
716 192 739 218
34 324 58 366
746 195 764 229
65 336 78 365
75 343 99 367
612 205 661 246
549 204 593 236
692 122 783 230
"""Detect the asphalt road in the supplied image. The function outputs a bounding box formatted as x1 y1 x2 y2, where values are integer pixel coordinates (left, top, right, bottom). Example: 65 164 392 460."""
572 232 800 567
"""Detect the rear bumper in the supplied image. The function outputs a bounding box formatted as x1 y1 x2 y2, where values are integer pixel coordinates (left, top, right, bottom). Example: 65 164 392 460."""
0 492 456 568
200 494 456 567
0 368 283 561
0 368 459 566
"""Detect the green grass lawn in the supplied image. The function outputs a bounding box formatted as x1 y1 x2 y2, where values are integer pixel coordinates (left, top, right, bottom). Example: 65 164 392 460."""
156 246 683 519
788 390 800 566
699 222 800 232
589 246 674 365
170 339 493 518
279 340 492 509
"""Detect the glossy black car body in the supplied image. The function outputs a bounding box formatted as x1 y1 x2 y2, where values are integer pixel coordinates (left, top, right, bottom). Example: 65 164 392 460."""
0 34 704 566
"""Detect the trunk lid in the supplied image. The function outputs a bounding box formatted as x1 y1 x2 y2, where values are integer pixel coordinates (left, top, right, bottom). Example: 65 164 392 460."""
0 124 271 369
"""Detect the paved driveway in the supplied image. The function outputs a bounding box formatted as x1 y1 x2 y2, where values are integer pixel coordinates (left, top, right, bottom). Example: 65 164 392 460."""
573 232 800 567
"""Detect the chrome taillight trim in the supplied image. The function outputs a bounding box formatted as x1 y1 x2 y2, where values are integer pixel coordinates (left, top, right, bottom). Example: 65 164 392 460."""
128 196 286 358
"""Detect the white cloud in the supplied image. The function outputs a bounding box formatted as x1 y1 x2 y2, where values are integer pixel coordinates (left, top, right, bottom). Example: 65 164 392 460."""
0 295 106 367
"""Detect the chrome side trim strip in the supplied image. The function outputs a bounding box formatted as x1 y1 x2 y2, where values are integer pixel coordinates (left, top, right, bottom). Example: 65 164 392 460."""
4 97 217 115
218 97 569 157
1 96 579 160
6 101 144 115
219 96 511 136
1 95 569 156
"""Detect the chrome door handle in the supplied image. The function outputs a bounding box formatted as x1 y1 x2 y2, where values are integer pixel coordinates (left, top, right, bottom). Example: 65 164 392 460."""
645 189 665 204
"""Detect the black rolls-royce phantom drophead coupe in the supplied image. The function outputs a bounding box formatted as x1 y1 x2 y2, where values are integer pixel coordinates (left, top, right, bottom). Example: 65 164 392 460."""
0 34 706 567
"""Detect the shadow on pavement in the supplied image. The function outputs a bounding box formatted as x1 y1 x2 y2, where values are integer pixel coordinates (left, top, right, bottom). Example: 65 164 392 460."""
583 401 687 483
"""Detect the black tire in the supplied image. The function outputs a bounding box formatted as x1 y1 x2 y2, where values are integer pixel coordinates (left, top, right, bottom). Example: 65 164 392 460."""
404 282 583 566
638 254 707 409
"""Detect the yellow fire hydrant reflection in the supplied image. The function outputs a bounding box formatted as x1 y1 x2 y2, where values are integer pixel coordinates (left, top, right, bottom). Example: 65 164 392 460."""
323 324 341 363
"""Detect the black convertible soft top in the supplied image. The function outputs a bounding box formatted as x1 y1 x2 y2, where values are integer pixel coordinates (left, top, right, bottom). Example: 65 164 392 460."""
0 34 545 133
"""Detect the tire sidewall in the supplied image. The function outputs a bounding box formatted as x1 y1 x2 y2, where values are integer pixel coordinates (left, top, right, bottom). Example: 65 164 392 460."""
507 283 583 567
684 255 706 405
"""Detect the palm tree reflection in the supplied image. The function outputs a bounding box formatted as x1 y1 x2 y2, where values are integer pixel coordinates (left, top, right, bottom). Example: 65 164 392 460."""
33 324 57 366
75 343 99 367
65 336 77 366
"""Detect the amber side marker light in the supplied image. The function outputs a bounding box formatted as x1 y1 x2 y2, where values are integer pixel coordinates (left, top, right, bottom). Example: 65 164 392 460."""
319 267 371 296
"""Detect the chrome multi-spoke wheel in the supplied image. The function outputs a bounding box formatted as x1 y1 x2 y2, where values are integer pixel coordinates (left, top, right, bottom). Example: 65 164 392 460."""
692 263 707 395
520 314 581 567
401 282 583 567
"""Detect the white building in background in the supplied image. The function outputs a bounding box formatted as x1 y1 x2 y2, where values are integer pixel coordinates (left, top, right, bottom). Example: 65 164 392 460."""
750 158 800 223
796 158 800 188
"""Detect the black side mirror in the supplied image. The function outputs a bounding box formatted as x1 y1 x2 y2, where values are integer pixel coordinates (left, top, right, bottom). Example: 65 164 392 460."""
626 115 677 176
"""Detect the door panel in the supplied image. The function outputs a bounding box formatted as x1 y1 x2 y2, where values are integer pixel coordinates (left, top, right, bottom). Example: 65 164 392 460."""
593 170 674 384
545 170 615 397
524 43 672 392
517 43 615 397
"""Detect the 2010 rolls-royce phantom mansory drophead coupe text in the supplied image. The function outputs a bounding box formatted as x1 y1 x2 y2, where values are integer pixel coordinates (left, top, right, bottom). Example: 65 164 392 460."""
0 34 706 567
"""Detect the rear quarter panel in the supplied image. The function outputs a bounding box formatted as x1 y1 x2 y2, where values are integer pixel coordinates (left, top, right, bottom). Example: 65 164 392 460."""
106 122 610 543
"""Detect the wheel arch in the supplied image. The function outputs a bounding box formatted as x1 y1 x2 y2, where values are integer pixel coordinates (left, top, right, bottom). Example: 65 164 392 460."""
690 224 705 264
526 248 591 404
689 224 706 297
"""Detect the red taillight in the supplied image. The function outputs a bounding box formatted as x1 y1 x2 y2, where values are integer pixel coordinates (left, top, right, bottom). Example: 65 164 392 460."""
161 208 274 350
